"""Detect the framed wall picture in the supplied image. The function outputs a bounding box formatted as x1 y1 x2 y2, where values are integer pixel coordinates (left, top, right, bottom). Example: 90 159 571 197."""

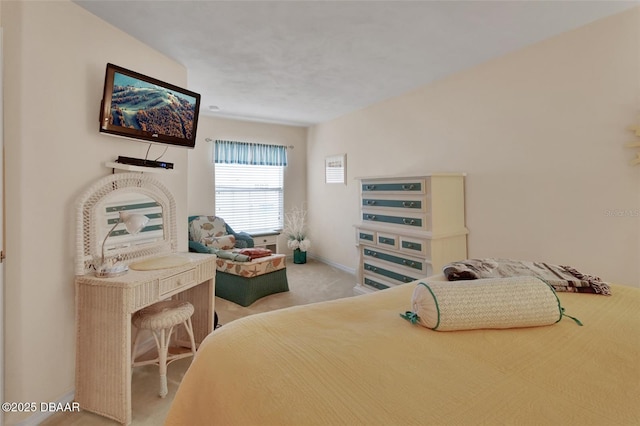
325 154 346 184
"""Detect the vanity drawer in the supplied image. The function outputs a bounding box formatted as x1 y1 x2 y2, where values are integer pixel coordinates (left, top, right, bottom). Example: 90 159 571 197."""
363 261 419 285
362 179 426 194
159 268 196 296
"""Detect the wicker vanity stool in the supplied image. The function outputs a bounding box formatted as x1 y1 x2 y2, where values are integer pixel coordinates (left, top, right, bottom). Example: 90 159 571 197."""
131 299 197 398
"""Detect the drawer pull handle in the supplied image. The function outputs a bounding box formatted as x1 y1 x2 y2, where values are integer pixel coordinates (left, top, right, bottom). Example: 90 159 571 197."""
401 184 415 191
405 243 413 248
371 252 378 257
366 200 376 205
402 260 417 267
365 185 376 190
366 215 376 221
402 201 415 208
403 277 411 282
402 219 416 225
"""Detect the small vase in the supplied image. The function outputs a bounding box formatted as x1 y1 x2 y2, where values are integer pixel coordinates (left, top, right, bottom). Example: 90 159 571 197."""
293 248 307 264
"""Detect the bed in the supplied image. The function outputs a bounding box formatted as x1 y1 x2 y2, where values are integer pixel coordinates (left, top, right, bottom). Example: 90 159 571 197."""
165 274 640 426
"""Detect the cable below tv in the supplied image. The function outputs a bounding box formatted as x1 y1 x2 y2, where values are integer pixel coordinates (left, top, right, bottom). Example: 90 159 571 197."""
116 156 174 169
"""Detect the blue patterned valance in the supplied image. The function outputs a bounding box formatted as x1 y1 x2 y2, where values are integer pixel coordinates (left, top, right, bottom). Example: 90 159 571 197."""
214 140 288 166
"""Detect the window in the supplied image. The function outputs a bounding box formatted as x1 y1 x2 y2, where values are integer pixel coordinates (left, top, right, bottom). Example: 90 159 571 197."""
213 140 287 234
214 164 284 233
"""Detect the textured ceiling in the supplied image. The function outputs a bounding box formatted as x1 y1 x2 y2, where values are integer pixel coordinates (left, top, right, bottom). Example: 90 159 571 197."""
75 1 637 127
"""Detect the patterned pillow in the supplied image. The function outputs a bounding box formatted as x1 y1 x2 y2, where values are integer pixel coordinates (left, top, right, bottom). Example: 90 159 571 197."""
203 234 236 250
402 277 574 331
189 216 236 250
442 258 610 295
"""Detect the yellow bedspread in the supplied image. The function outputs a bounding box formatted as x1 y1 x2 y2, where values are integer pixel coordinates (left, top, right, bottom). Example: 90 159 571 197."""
166 279 640 426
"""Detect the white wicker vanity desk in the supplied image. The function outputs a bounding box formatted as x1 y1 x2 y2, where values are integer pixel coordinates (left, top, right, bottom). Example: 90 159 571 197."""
75 252 216 425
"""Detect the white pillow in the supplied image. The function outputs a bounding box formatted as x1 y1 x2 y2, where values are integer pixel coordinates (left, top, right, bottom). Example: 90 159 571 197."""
404 277 569 331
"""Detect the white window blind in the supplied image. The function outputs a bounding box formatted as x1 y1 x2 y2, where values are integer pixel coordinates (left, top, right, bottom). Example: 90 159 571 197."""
214 163 284 234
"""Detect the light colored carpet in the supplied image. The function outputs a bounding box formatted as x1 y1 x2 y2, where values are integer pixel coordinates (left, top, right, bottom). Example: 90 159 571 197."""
41 258 355 425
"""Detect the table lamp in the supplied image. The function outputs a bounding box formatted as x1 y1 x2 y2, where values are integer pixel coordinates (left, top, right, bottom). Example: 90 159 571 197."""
96 211 149 278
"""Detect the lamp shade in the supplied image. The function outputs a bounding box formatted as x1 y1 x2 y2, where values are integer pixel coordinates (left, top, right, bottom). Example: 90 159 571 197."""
119 211 149 235
96 211 150 278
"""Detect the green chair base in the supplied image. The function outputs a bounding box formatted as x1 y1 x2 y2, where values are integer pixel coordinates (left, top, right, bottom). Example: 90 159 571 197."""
215 269 289 307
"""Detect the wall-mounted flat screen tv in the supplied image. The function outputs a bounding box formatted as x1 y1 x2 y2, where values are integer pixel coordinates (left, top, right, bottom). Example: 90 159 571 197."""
99 63 201 148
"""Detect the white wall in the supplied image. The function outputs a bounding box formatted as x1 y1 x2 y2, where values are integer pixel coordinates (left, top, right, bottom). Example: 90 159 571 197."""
2 1 191 423
188 116 308 253
307 7 640 286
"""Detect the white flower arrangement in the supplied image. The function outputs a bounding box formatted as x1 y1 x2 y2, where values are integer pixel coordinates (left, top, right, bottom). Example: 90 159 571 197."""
283 205 311 252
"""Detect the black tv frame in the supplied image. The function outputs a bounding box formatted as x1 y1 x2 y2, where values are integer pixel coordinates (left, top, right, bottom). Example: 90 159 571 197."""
99 63 201 149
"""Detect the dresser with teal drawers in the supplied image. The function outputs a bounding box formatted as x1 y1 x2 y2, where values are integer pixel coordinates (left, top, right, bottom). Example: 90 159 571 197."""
354 174 468 294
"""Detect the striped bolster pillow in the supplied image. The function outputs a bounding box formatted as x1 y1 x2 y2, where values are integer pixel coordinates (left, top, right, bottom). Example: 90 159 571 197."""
401 276 580 331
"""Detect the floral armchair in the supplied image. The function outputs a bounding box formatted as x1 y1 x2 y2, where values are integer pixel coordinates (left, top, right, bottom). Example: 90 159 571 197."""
189 215 289 307
188 216 254 254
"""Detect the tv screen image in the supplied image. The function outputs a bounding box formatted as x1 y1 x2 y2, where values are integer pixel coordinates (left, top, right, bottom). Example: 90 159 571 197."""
99 63 201 148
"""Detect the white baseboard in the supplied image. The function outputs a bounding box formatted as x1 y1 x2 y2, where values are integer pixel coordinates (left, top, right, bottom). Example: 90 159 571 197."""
306 253 356 275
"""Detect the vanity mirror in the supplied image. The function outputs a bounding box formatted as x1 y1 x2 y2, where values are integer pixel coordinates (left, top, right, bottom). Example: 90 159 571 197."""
75 172 177 276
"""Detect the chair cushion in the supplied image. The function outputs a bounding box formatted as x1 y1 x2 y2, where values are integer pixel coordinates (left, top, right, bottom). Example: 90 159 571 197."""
215 254 286 277
189 216 236 250
132 300 194 331
203 234 236 250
